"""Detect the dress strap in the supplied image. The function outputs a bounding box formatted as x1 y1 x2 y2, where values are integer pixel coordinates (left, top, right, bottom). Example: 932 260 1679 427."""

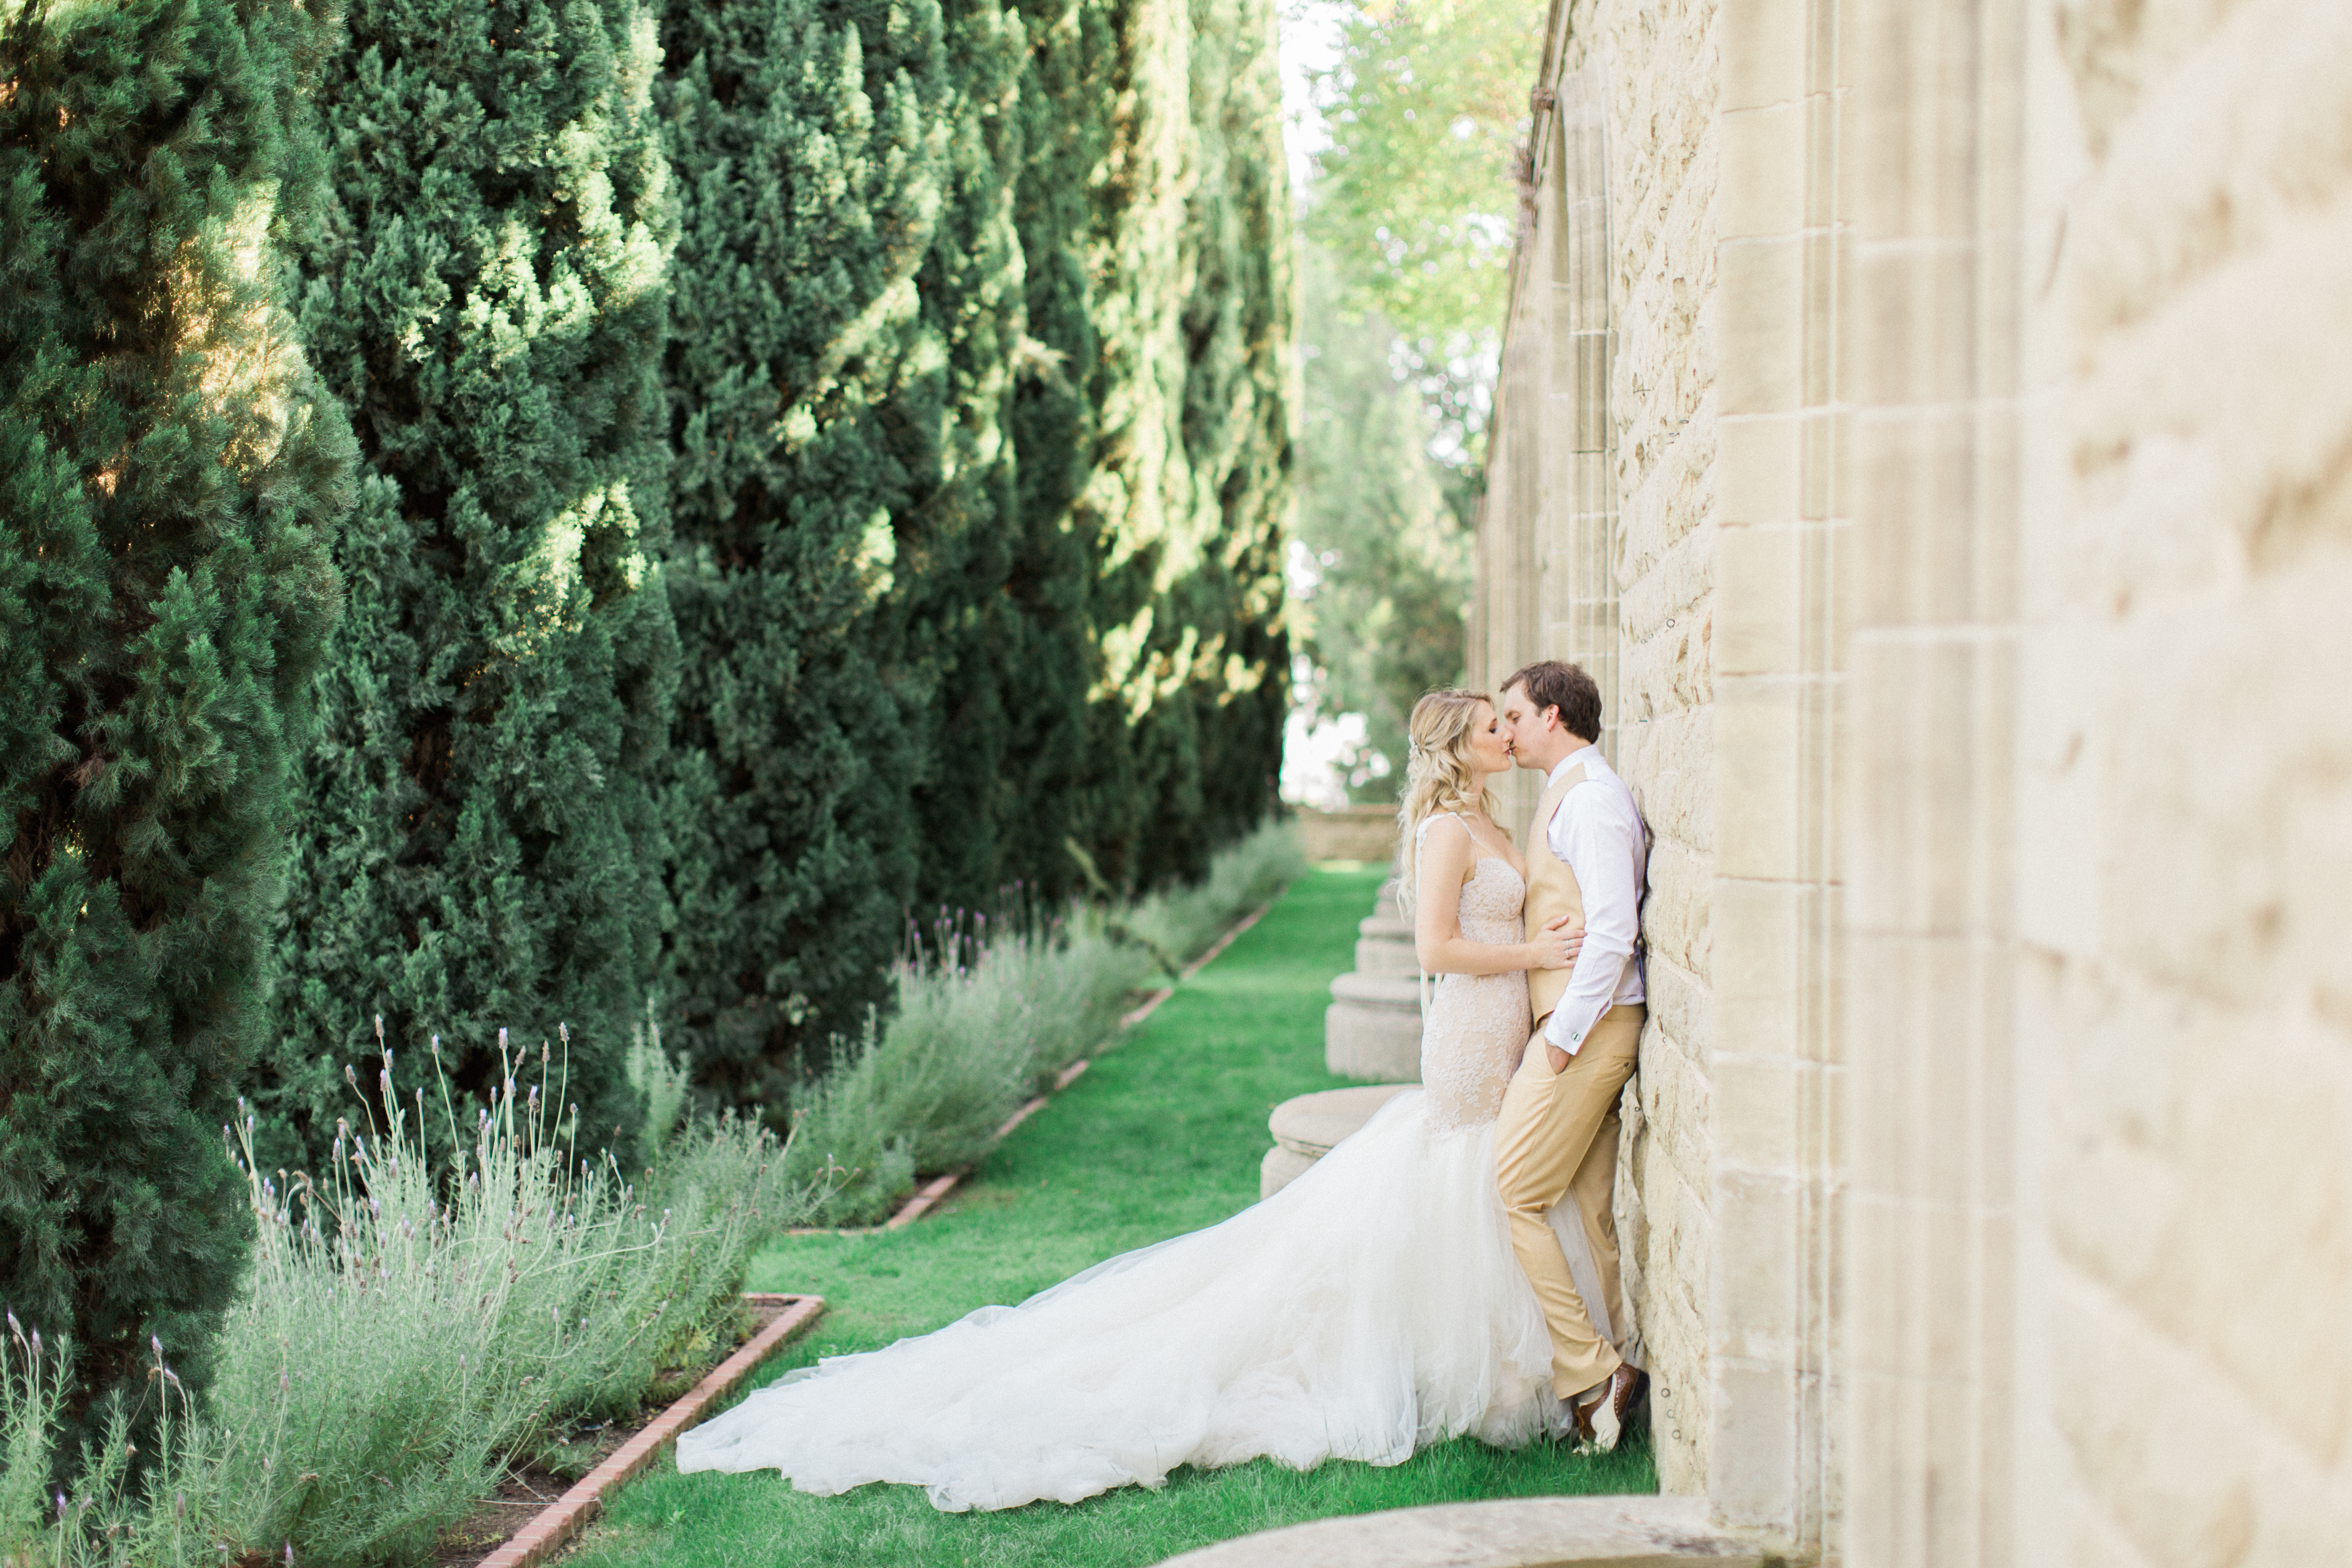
1411 812 1472 1022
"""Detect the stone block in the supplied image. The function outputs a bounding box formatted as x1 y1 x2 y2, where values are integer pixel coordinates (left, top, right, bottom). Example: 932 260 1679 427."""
1711 877 1803 1060
1269 1083 1417 1159
1258 1143 1315 1203
1717 236 1804 415
1713 525 1802 679
1325 971 1423 1082
1709 1172 1800 1364
1844 637 2016 934
1709 1359 1799 1536
1643 955 1714 1069
1720 0 1808 113
1644 842 1715 980
1260 1082 1418 1201
1711 677 1811 882
1354 913 1419 978
1718 102 1806 241
1711 1056 1799 1178
1717 414 1801 528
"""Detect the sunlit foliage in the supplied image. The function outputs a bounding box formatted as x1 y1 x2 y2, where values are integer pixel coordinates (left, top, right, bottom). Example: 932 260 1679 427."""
1287 0 1540 784
1305 0 1541 455
256 0 682 1170
1288 245 1472 797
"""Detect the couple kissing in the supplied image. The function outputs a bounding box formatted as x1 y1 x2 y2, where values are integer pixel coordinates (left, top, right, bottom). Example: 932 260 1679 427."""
674 660 1652 1511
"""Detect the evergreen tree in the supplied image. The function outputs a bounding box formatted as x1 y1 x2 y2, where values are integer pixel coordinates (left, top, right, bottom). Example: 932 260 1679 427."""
990 0 1292 891
653 0 1011 1099
654 0 1289 1104
0 0 354 1426
255 0 679 1166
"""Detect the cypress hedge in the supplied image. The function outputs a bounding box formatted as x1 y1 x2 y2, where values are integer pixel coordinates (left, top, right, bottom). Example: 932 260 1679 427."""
653 0 991 1104
3 0 1290 1401
989 0 1292 895
653 0 1291 1098
253 0 680 1167
0 0 354 1430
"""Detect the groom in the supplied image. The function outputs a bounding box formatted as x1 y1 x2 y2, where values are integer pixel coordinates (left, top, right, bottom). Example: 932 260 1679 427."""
1494 660 1650 1451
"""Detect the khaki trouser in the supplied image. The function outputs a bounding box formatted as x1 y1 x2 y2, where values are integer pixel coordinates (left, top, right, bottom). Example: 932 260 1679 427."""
1494 1002 1644 1398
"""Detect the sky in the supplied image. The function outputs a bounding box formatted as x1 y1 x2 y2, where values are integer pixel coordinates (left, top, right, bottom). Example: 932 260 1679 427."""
1278 0 1352 192
1276 0 1377 809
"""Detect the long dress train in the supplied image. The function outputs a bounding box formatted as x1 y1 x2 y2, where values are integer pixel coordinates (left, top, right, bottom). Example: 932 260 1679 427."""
675 845 1572 1512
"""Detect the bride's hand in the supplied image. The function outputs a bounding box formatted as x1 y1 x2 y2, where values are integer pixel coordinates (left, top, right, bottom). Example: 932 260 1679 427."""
1524 917 1584 971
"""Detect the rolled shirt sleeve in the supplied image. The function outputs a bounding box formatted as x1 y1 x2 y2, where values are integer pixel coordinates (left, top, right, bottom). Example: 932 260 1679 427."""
1541 782 1643 1055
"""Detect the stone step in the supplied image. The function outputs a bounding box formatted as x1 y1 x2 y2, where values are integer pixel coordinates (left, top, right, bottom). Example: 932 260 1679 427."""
1261 1084 1415 1199
1152 1496 1766 1568
1258 1142 1318 1197
1270 1083 1417 1156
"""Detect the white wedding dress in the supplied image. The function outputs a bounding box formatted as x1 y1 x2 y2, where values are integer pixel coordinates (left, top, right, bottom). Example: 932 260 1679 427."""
676 832 1577 1511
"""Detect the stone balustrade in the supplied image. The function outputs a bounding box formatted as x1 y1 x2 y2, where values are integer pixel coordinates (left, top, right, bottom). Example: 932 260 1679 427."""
1324 879 1424 1082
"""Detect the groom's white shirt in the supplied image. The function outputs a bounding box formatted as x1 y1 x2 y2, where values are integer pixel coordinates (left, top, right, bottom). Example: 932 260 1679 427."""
1541 744 1647 1054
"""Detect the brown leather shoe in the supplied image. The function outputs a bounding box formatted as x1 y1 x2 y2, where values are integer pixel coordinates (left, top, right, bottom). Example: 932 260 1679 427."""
1573 1363 1648 1453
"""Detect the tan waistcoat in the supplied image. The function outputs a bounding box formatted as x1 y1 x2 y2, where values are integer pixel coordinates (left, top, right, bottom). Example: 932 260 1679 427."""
1523 764 1587 1025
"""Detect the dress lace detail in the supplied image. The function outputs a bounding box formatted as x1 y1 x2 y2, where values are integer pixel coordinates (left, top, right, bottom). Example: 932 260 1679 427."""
1415 816 1534 1131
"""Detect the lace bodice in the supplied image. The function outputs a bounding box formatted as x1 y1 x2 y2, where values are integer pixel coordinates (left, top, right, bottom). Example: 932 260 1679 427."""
1413 817 1534 1130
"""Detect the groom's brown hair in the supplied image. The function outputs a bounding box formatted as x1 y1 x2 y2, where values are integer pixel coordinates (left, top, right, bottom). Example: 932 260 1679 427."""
1503 659 1602 743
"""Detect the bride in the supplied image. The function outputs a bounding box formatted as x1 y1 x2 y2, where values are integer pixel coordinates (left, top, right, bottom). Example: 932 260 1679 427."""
675 688 1588 1511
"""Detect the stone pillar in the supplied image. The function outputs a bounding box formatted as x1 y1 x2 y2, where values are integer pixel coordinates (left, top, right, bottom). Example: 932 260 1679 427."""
1838 0 2025 1562
1704 0 1851 1552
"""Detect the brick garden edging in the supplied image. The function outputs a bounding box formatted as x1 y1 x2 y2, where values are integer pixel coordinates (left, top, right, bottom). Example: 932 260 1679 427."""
469 900 1276 1563
473 1292 825 1568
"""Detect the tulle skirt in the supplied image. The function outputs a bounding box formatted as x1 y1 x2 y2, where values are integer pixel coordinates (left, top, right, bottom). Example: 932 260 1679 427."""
674 1089 1567 1512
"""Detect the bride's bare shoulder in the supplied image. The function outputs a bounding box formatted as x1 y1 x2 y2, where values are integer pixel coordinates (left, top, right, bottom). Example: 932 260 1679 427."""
1416 809 1470 841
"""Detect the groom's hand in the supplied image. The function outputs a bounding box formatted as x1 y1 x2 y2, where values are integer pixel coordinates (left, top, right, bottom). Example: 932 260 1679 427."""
1523 1025 1572 1075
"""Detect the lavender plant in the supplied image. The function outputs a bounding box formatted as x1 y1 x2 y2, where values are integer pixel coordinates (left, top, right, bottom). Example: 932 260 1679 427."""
0 1029 817 1567
1123 822 1307 967
788 824 1304 1225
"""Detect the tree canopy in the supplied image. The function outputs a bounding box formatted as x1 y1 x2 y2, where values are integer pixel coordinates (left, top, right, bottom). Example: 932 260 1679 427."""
1286 0 1540 789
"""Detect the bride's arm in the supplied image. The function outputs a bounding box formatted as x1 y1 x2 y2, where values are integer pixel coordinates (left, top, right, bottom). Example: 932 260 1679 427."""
1412 817 1577 976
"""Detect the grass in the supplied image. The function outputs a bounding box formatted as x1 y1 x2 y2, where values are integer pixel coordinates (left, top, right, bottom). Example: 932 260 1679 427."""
788 823 1305 1225
570 865 1657 1568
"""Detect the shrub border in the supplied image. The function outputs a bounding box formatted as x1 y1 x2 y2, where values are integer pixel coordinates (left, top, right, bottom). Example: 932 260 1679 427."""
795 900 1277 1239
474 897 1271 1559
476 1292 826 1568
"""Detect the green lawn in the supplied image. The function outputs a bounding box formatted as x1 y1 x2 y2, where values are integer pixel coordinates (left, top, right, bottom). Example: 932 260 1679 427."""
570 866 1655 1568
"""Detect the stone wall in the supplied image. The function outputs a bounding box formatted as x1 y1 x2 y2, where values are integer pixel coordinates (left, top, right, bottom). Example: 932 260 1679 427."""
2016 0 2352 1559
1472 0 1725 1496
1834 0 2352 1561
1480 0 2352 1559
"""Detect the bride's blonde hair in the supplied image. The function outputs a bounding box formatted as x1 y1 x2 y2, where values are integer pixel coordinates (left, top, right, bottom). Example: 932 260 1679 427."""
1395 688 1504 916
